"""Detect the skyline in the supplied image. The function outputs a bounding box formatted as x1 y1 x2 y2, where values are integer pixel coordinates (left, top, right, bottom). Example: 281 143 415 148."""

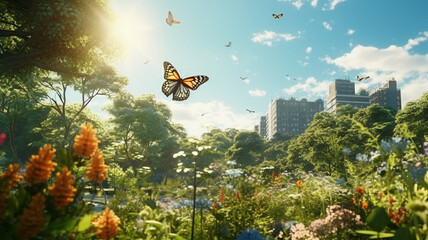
82 0 428 137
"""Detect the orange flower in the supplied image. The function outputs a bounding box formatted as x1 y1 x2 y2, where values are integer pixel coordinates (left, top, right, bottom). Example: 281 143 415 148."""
24 144 57 184
92 207 121 240
0 164 23 220
73 123 100 157
1 163 22 190
378 193 384 198
219 187 224 204
296 180 303 187
236 191 241 200
86 149 108 183
356 186 364 194
350 197 356 205
361 201 369 210
17 193 46 240
211 200 217 212
253 189 258 199
48 168 77 210
277 173 283 185
270 170 275 183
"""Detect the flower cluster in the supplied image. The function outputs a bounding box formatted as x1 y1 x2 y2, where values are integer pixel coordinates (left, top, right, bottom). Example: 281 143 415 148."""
73 123 100 157
87 149 108 183
0 164 22 219
16 193 46 240
290 223 318 240
92 207 121 239
48 168 77 210
350 186 369 210
24 144 57 184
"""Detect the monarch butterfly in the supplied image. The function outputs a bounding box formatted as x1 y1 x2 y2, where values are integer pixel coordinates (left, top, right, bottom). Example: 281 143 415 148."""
272 13 283 19
357 75 370 81
166 11 181 26
162 61 209 101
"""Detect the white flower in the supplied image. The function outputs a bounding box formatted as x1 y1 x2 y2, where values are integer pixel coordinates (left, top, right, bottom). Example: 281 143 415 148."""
197 146 204 151
184 168 190 173
226 160 237 165
177 162 183 166
176 168 182 173
192 151 198 156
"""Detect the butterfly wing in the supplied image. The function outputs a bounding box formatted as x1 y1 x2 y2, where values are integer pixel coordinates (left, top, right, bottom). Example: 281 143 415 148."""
172 84 190 101
273 14 278 18
166 11 173 26
279 13 283 18
162 61 181 97
182 75 209 90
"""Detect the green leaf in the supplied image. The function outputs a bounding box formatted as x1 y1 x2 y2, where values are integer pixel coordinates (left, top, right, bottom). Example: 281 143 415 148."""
169 233 189 240
47 218 78 234
366 207 392 232
356 230 382 235
369 232 394 239
392 227 415 240
145 220 163 229
77 214 93 232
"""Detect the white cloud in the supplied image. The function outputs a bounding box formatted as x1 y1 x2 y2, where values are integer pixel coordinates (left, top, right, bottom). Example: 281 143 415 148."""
292 0 303 9
243 79 250 84
306 46 312 53
330 0 346 9
311 0 318 7
323 22 333 31
231 54 238 62
283 77 330 98
164 101 259 138
249 89 266 97
298 60 309 67
252 30 302 46
323 31 428 106
347 29 355 35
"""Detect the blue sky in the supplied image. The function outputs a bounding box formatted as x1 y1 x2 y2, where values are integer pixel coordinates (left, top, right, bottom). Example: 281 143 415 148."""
91 0 428 137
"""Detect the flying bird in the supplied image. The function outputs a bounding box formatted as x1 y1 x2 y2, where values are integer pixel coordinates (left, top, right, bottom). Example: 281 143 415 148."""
225 41 232 47
246 109 255 113
272 13 283 19
144 60 150 64
162 61 209 101
357 75 370 82
240 77 248 80
201 112 209 116
166 11 181 26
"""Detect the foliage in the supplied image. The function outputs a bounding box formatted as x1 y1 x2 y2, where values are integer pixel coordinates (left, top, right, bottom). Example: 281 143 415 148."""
226 131 265 167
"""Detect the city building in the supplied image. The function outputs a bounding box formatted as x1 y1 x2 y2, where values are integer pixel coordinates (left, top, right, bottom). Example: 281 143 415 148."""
265 97 324 140
369 78 401 111
327 79 370 112
256 116 267 139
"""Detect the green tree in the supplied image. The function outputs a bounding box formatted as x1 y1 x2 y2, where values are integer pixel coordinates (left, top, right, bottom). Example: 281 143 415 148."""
394 92 428 152
226 131 265 167
0 0 118 77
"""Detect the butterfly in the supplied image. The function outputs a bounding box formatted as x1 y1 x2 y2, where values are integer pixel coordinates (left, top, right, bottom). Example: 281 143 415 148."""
357 75 370 81
272 13 283 19
166 11 181 26
162 61 209 101
225 41 232 47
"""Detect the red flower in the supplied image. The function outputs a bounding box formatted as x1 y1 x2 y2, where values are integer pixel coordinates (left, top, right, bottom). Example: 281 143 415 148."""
253 190 258 199
350 197 356 205
219 188 224 204
378 193 384 198
211 200 217 212
270 170 275 183
361 202 369 210
389 197 394 206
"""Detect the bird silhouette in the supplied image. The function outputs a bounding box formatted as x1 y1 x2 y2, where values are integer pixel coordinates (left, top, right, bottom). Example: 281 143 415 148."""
246 109 255 113
357 75 370 81
240 77 248 80
225 41 232 47
201 112 209 116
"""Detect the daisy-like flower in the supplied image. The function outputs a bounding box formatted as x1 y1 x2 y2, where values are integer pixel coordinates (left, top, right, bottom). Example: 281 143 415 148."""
48 168 77 210
24 144 57 184
16 193 46 240
92 207 121 240
87 149 108 183
73 123 100 157
296 180 303 187
356 186 364 194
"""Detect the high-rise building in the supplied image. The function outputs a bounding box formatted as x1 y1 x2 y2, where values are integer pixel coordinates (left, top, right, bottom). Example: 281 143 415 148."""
327 79 370 112
256 116 267 139
369 78 401 111
265 98 323 140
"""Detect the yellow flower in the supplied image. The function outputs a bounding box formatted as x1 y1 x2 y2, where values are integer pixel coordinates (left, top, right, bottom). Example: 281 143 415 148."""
87 149 108 183
48 168 77 210
24 144 57 184
92 207 121 239
17 193 46 240
73 123 100 157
